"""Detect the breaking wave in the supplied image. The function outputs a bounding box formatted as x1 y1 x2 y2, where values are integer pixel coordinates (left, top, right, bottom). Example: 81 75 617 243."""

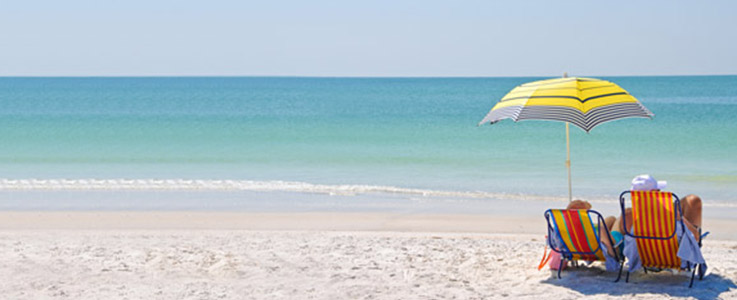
0 178 565 201
1 178 734 207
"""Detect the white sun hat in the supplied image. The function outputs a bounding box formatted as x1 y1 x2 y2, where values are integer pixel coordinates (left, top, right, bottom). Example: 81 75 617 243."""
631 174 667 191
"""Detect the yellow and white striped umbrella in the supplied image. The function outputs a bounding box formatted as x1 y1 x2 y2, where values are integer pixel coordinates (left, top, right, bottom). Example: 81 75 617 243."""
478 77 653 132
478 76 654 201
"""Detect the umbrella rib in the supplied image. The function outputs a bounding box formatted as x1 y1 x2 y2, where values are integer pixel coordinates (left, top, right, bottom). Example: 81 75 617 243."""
583 92 628 102
501 92 628 103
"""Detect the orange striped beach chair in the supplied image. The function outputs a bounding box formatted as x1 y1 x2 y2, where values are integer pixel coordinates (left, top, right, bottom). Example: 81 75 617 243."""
619 190 704 287
544 209 622 280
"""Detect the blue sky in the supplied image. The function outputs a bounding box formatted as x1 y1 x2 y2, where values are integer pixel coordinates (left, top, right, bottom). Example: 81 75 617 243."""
2 0 736 76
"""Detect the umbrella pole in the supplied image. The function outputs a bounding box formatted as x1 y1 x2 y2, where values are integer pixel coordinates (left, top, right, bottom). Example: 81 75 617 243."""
566 122 572 202
561 73 572 202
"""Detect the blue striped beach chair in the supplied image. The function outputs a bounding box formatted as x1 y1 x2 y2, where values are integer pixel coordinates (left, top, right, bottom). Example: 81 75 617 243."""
544 209 623 280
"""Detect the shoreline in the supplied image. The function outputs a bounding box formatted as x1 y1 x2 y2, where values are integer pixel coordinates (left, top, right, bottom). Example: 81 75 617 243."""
0 211 545 233
1 210 735 241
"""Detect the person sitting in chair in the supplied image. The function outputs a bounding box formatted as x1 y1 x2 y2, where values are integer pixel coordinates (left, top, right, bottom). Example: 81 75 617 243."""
613 174 706 274
610 175 703 247
566 199 619 258
548 199 619 270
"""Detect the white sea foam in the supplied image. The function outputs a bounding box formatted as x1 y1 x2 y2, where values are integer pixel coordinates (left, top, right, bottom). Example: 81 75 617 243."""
1 178 734 207
0 178 567 201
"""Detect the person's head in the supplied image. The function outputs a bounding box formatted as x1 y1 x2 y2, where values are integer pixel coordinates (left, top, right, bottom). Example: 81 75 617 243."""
631 174 667 191
566 199 592 210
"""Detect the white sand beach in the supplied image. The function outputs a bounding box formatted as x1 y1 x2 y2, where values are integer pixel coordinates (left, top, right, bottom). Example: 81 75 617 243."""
1 212 736 299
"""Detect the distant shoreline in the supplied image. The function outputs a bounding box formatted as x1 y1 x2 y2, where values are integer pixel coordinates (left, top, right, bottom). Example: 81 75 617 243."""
1 74 736 78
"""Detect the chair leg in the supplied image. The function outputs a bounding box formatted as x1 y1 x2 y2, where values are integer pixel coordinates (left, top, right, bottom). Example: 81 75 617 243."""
689 265 697 288
614 261 624 282
699 264 705 280
557 259 564 279
625 271 630 283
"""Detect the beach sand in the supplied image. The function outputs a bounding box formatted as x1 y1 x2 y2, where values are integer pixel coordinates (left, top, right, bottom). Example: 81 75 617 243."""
0 212 735 299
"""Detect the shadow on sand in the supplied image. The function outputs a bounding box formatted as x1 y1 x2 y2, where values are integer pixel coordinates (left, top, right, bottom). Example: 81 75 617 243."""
541 266 736 300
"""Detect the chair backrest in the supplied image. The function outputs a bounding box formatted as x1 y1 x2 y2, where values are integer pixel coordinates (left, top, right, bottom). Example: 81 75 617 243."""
545 209 607 262
621 190 682 269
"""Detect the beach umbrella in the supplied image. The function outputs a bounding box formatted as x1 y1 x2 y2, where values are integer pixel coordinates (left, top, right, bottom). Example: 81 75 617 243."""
478 75 653 201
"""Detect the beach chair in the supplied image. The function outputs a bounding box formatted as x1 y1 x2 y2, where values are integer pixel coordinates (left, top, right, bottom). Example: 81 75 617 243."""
544 209 622 280
619 190 706 287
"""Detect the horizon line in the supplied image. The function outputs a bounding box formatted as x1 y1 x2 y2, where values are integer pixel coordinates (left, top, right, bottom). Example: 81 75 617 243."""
1 74 736 79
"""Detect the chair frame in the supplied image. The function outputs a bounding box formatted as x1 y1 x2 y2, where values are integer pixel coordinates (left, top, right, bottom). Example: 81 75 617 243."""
619 190 704 288
544 209 622 280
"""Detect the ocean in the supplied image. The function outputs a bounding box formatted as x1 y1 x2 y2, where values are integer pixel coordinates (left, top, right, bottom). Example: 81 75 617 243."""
1 76 735 213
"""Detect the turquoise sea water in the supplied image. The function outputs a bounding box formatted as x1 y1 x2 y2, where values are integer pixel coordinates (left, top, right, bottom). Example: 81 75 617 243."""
0 76 736 211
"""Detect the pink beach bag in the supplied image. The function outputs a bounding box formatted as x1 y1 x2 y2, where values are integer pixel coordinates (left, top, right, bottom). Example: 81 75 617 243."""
548 251 566 270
